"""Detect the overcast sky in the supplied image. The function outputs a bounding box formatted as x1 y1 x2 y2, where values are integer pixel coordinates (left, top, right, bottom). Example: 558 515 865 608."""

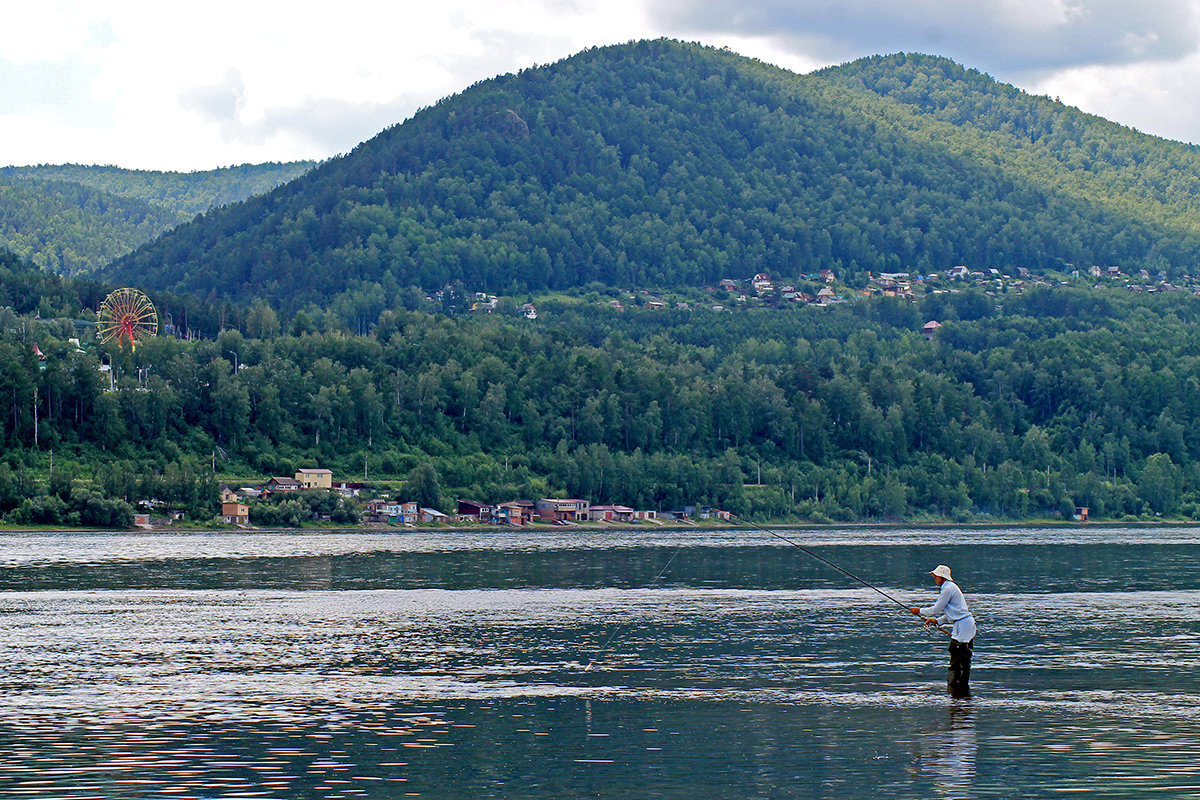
5 0 1200 171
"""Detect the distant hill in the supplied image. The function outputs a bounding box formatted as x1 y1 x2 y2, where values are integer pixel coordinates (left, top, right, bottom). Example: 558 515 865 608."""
0 161 315 275
104 40 1200 311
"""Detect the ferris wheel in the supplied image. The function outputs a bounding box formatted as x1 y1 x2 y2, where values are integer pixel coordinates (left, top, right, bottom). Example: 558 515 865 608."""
97 288 158 348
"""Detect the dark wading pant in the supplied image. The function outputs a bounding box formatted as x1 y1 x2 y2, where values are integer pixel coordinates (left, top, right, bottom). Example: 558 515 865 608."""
947 638 973 698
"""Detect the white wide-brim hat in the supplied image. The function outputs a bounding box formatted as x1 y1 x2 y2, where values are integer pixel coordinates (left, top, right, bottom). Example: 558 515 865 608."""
930 565 952 580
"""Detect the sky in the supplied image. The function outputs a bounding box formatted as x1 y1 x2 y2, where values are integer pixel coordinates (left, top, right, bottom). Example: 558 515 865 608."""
4 0 1200 171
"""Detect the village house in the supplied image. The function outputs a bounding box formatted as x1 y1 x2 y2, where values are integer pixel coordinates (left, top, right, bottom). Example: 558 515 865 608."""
362 500 418 524
923 320 942 339
457 500 492 522
332 482 365 498
221 501 250 525
751 273 772 294
420 508 449 524
588 504 635 522
535 498 591 523
493 500 535 525
264 476 302 495
295 468 333 490
361 499 389 524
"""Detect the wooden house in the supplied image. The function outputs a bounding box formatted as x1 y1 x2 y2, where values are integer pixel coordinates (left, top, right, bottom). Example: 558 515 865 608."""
221 501 250 525
494 500 535 525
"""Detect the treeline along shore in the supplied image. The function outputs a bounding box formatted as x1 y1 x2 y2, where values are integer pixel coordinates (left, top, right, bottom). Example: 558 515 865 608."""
1 246 1197 529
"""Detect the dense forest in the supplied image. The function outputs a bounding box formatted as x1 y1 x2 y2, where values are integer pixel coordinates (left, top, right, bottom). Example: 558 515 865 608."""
6 245 1200 527
106 40 1200 313
0 161 314 275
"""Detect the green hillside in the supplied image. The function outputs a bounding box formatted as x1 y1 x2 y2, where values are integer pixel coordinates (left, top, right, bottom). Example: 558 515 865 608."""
818 53 1200 254
0 161 314 275
7 244 1200 526
106 39 1200 312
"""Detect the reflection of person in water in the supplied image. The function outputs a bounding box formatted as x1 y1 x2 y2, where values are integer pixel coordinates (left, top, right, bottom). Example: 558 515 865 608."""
919 704 977 797
910 564 976 697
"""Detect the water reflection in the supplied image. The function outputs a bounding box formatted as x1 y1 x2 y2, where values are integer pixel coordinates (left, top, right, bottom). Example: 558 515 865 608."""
916 702 976 798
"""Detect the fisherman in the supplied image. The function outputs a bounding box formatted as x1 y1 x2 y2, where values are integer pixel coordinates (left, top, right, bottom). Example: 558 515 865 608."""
910 565 976 698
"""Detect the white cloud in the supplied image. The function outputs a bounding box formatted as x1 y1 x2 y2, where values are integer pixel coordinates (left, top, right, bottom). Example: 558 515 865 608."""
3 0 1200 168
0 0 656 169
646 0 1200 70
1030 56 1200 144
0 1 105 63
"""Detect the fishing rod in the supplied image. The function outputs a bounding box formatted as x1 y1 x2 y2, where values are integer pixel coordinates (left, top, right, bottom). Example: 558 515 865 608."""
730 515 951 638
582 517 947 673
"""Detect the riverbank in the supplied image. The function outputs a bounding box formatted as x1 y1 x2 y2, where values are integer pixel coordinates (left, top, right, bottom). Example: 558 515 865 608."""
1 517 1197 534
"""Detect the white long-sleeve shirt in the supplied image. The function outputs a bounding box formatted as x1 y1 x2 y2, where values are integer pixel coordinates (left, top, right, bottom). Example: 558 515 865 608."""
920 579 977 642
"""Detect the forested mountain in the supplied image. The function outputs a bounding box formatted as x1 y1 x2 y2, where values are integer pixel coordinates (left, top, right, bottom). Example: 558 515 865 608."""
10 39 1200 528
105 39 1200 312
0 162 314 275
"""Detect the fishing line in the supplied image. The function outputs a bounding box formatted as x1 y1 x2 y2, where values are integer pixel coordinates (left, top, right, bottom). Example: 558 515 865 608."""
581 516 947 674
582 539 686 672
730 515 950 638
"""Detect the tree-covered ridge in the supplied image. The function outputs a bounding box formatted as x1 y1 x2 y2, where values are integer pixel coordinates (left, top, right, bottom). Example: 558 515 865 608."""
9 247 1200 524
107 39 1200 312
818 52 1200 251
1 162 317 218
0 176 180 275
0 162 315 275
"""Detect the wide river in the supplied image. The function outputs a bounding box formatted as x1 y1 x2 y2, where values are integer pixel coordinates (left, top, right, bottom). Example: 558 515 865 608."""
0 526 1197 798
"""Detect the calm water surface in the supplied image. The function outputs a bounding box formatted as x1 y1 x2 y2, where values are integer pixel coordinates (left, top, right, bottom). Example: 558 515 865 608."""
1 527 1199 798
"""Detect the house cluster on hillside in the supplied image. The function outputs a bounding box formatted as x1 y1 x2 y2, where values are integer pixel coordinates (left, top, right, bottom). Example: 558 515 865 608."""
214 468 368 525
214 467 721 528
862 263 1200 299
707 262 1200 311
703 270 844 309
